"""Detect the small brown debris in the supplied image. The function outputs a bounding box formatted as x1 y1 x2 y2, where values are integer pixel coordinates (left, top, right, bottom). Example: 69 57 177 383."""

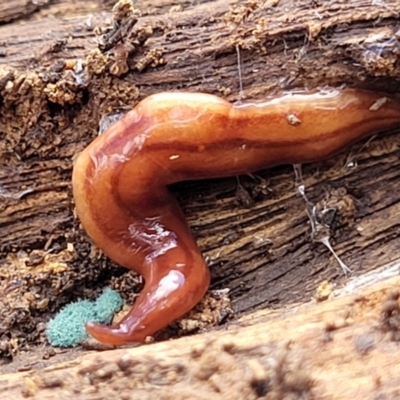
315 280 334 302
380 291 400 341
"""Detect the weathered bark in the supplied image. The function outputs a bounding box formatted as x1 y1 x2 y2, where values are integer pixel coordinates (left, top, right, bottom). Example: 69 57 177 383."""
0 0 400 389
2 273 400 399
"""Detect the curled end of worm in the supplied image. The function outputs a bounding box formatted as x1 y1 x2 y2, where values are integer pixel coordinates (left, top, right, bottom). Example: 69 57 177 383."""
85 259 210 345
85 321 146 346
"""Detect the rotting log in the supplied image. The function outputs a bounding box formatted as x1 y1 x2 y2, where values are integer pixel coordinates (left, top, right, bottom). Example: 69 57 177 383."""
1 273 400 399
0 0 400 386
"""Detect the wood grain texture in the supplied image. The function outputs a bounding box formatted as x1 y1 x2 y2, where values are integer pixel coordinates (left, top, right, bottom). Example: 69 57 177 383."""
1 274 400 399
0 0 400 360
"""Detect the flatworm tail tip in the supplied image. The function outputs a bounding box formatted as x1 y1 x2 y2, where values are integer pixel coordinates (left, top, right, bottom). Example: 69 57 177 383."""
85 321 142 346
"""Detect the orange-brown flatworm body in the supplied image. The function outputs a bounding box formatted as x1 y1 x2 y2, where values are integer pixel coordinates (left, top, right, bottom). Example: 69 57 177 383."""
72 89 400 345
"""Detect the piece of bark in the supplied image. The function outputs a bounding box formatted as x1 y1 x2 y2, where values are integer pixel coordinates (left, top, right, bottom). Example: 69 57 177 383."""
0 0 400 361
1 273 400 399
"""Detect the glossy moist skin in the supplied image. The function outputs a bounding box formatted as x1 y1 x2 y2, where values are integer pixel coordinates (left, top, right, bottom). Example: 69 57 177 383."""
72 89 400 345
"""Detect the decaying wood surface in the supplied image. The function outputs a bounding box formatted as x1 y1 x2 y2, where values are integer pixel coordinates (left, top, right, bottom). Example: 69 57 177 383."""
1 0 400 391
2 272 400 399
